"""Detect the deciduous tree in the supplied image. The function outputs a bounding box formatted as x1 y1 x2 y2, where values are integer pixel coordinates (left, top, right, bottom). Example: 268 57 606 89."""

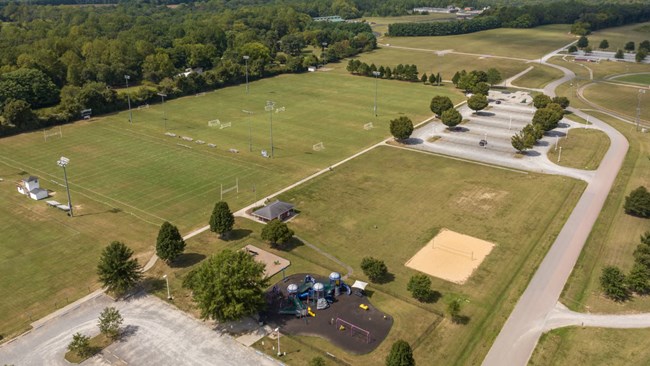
98 307 123 340
97 241 142 297
261 219 294 248
577 36 589 48
625 41 635 52
156 221 186 264
386 339 415 366
467 94 488 113
183 249 268 322
68 333 91 358
599 39 609 50
533 94 552 109
486 68 502 86
615 49 624 59
389 116 414 140
441 108 462 130
209 201 235 238
407 274 432 302
624 186 650 217
627 263 650 294
429 96 453 117
360 257 388 283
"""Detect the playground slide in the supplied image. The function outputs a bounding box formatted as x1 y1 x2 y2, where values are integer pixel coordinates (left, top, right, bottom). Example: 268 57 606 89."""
293 296 305 310
342 284 351 295
278 297 306 315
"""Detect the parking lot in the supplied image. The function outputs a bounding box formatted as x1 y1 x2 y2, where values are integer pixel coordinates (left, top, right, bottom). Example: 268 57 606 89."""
409 91 596 182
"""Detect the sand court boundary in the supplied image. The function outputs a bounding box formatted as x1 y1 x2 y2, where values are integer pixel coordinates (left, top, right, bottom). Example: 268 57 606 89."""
405 229 495 284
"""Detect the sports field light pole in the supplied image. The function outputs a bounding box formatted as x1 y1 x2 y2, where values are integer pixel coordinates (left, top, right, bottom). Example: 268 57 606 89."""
157 92 167 131
372 71 380 117
242 109 254 152
265 100 275 158
635 89 644 131
275 327 281 356
57 156 73 217
243 55 250 94
124 75 133 124
162 274 171 300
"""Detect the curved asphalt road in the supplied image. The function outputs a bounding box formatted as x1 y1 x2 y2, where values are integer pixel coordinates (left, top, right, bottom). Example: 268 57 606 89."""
482 45 629 365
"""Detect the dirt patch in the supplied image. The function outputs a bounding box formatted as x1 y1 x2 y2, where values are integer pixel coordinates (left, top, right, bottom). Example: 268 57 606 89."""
243 245 290 278
454 186 508 213
405 229 495 284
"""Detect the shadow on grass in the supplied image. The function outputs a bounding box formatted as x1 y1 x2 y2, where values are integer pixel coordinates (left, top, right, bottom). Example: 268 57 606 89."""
373 272 396 285
416 290 442 304
172 252 206 268
140 278 166 294
451 315 471 325
272 237 304 252
224 229 253 241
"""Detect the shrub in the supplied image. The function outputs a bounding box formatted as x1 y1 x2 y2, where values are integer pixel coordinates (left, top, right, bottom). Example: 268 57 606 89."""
360 257 388 283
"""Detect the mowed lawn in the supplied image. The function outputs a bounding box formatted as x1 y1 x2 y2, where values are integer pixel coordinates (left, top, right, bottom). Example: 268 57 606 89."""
335 47 529 83
530 327 650 366
273 146 585 365
586 21 650 53
547 128 610 170
0 166 157 338
381 24 574 58
0 72 461 339
583 83 650 122
511 65 565 89
613 73 650 85
367 13 456 35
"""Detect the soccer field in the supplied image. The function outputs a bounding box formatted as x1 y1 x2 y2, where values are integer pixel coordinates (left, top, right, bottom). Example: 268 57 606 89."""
0 71 462 338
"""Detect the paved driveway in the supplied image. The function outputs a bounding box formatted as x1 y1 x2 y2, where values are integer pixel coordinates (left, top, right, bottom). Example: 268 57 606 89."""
0 293 278 366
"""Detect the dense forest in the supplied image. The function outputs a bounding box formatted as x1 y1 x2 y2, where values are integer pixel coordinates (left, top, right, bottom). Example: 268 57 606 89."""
0 2 375 135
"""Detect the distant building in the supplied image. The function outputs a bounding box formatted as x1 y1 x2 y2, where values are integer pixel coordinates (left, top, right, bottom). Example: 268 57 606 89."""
17 176 48 200
312 16 344 23
177 67 204 78
252 200 295 222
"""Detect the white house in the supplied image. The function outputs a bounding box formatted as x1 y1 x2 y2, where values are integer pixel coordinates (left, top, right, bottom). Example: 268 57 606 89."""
17 176 48 200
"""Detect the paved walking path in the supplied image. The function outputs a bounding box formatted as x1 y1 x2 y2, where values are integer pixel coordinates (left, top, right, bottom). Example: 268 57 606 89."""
544 302 650 331
482 42 630 366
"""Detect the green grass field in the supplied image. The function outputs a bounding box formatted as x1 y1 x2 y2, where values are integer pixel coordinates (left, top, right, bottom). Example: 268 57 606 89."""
511 65 565 89
582 83 650 123
546 128 610 170
380 24 574 58
263 146 584 365
0 71 463 340
612 73 650 85
367 13 456 35
530 327 650 366
586 22 650 53
336 47 529 83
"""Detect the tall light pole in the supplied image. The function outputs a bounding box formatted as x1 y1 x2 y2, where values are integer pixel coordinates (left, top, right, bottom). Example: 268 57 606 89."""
274 327 281 357
265 100 275 158
57 157 73 217
124 75 132 124
372 71 380 117
162 274 171 300
637 89 646 132
242 109 254 152
157 92 167 131
243 55 250 94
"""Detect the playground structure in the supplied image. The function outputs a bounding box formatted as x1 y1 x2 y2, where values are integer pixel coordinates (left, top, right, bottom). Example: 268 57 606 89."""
265 273 393 354
277 273 352 317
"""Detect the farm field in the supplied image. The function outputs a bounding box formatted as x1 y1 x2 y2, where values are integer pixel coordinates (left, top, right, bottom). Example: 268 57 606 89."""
546 128 610 170
530 327 650 366
334 47 528 83
0 71 462 340
379 24 574 58
268 146 584 365
586 22 650 53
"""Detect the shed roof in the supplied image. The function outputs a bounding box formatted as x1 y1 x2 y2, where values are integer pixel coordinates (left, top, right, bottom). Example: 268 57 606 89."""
252 200 294 220
22 176 38 183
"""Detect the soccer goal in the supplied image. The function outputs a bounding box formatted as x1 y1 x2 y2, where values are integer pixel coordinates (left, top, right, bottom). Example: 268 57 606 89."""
432 242 475 261
219 122 232 129
313 142 325 151
363 122 374 130
195 92 206 97
208 119 221 127
137 104 150 110
43 126 63 141
220 178 239 200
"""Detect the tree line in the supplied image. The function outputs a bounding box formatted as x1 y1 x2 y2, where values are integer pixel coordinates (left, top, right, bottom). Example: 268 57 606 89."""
0 2 375 136
570 36 650 63
511 94 569 153
346 59 427 82
388 15 501 37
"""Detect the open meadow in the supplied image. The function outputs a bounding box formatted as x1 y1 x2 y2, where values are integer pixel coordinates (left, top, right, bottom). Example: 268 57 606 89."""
264 146 584 365
0 71 462 340
511 65 565 89
530 327 650 366
379 24 575 58
586 22 650 53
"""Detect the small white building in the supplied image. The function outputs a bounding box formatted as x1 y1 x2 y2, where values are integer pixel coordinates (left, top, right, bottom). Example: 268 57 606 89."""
17 176 48 200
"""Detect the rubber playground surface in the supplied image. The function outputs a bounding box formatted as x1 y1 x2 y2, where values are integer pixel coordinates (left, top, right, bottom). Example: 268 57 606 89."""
264 273 393 354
